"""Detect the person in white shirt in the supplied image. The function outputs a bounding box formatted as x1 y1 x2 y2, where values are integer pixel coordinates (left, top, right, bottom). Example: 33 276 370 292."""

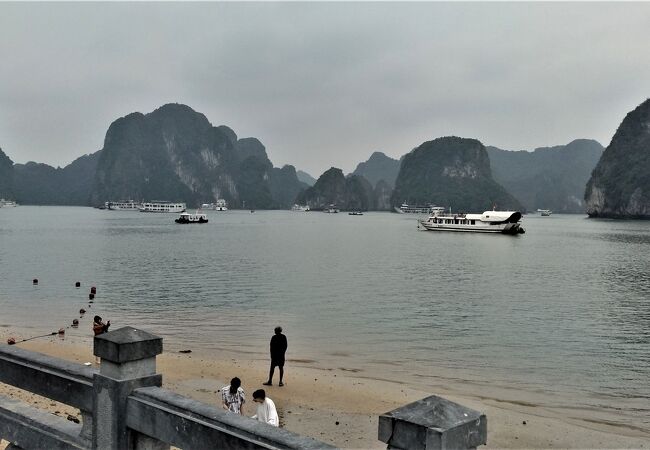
251 389 279 427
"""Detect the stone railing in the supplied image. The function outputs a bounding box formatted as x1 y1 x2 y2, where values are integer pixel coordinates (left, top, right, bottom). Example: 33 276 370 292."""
0 326 487 450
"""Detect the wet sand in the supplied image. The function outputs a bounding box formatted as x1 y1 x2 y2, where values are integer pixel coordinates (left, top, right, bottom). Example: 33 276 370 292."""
1 335 649 449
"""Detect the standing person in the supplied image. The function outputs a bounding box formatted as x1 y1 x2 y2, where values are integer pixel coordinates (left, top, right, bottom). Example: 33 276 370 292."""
221 377 245 414
92 316 110 336
251 389 279 427
263 326 287 386
93 316 110 364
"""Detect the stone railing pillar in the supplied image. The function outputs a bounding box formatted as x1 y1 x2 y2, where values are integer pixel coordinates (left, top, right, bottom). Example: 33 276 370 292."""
378 395 487 450
92 327 168 450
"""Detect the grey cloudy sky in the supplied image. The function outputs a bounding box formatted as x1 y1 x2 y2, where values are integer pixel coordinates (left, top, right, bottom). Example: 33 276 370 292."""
1 2 649 177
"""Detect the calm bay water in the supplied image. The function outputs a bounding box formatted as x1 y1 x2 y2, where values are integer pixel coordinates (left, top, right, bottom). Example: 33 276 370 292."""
1 207 649 432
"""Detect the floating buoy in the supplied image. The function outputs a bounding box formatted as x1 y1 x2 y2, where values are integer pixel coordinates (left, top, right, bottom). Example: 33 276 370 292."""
7 337 16 345
90 286 97 294
75 282 81 288
89 293 95 300
79 308 86 314
72 319 79 327
58 328 65 335
33 279 38 285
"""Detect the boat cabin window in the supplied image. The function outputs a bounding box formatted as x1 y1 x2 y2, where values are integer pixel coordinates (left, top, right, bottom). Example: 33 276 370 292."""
471 220 475 225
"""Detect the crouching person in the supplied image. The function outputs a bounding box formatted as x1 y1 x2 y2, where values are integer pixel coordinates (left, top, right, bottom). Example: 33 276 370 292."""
251 389 279 427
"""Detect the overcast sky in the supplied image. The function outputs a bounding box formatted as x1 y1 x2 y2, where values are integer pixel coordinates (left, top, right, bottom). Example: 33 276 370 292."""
1 2 649 176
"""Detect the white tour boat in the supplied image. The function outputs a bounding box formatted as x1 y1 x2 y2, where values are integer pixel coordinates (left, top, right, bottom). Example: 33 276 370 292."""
140 201 186 213
323 204 340 213
537 209 552 216
291 204 310 212
214 199 228 211
394 202 439 214
105 200 141 211
419 209 525 234
175 211 208 224
0 199 18 207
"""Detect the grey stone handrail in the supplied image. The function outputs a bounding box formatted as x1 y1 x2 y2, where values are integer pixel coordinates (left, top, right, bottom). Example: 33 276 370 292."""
0 345 96 411
127 386 335 450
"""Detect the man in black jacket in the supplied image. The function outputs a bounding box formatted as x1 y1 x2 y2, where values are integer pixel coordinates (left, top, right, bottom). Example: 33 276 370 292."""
263 326 287 386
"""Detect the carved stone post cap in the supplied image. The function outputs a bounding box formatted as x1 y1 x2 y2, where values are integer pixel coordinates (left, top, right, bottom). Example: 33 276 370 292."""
379 395 487 449
94 327 162 363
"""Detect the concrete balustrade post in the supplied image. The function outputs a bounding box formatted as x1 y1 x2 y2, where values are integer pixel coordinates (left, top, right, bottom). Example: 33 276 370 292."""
378 395 487 450
92 327 168 450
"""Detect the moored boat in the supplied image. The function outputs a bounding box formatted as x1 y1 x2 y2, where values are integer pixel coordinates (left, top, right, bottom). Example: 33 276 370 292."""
105 200 141 211
291 204 310 212
394 202 440 214
0 199 18 207
214 199 228 211
419 209 525 234
140 201 186 213
537 209 552 216
348 211 363 215
175 211 208 224
323 204 339 213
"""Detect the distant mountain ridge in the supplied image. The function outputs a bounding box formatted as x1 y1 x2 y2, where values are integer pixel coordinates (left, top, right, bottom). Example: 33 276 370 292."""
487 139 604 213
351 151 401 188
296 170 317 186
585 99 650 218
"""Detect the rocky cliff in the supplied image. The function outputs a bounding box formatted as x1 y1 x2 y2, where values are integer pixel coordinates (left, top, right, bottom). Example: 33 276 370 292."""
585 99 650 218
487 139 603 213
90 104 304 209
295 168 374 211
352 151 401 188
0 147 14 199
391 136 521 212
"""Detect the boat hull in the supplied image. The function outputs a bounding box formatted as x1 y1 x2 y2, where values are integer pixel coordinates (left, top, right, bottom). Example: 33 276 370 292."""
175 218 208 224
419 221 523 234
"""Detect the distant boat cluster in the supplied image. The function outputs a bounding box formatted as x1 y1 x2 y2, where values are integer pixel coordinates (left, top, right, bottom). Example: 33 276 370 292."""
99 197 526 235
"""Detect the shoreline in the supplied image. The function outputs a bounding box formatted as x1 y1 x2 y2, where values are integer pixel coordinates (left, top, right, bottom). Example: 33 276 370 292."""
1 335 649 448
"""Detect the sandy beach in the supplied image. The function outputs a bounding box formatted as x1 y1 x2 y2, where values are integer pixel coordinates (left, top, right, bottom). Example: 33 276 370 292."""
1 333 649 449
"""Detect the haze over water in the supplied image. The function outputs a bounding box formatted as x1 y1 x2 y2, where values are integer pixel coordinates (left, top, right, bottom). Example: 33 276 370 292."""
1 207 649 433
